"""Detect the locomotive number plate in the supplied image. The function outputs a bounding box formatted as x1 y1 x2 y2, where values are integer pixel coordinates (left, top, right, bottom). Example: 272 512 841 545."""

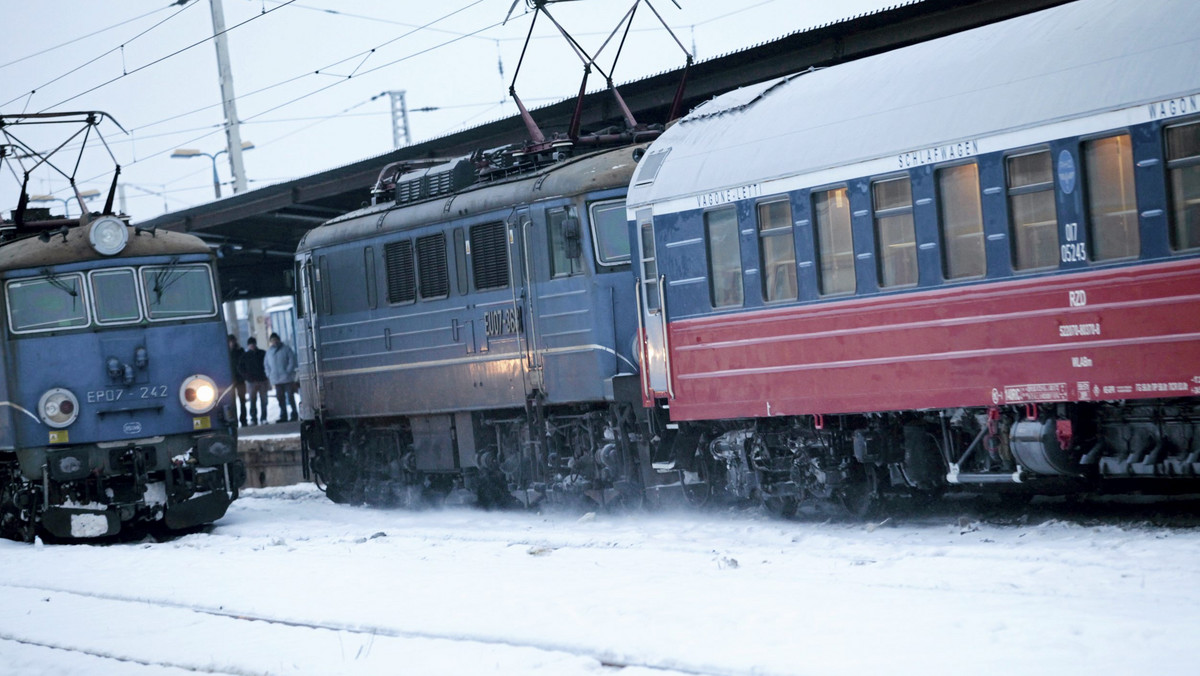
484 306 522 337
86 385 169 403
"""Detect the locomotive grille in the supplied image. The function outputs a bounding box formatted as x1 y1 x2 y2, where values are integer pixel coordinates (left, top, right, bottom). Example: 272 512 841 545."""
417 233 449 299
470 222 509 291
384 240 416 304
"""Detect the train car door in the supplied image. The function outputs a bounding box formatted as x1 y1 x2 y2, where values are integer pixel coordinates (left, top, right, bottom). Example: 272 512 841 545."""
635 208 671 400
509 208 543 393
295 252 323 418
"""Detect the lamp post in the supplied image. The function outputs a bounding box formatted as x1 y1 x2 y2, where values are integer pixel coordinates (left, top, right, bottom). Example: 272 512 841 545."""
28 189 101 218
171 141 254 199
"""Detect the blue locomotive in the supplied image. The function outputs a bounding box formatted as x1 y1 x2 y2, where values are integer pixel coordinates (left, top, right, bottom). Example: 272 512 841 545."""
0 112 243 541
297 144 648 508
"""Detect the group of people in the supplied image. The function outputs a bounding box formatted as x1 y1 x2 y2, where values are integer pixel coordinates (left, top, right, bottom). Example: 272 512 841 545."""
227 332 300 426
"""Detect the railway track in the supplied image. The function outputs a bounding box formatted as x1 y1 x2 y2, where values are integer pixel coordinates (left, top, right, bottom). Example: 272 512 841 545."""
0 582 724 676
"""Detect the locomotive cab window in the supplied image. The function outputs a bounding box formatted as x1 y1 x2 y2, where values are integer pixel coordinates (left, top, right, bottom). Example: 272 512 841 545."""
872 176 918 287
705 206 743 308
589 199 631 267
548 207 584 277
1007 150 1059 270
6 273 89 333
1084 134 1139 260
140 264 217 320
812 187 856 295
757 198 797 302
936 163 986 279
1166 120 1200 251
90 268 142 324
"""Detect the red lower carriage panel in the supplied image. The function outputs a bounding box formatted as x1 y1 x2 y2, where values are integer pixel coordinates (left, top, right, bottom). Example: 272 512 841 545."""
666 258 1200 421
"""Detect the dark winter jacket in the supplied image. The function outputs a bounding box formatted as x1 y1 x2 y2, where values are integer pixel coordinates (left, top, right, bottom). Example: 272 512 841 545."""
238 347 268 383
229 346 245 384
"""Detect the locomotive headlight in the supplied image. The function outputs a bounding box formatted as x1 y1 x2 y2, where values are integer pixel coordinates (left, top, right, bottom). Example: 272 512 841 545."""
88 216 128 256
179 375 218 414
39 388 80 428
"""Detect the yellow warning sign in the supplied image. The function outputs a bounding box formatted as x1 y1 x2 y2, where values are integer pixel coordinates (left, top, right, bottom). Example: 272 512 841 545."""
192 416 212 430
48 430 69 444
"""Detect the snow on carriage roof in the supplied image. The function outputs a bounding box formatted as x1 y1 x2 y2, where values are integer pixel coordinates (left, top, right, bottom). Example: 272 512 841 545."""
628 0 1200 210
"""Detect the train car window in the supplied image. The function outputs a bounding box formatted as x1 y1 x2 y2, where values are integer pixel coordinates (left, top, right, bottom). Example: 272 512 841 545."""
872 177 918 287
547 208 583 277
317 256 332 316
936 164 986 279
383 240 416 304
453 228 468 295
705 206 743 307
812 188 856 295
1166 121 1200 251
363 247 377 310
140 264 217 320
589 199 631 266
757 199 797 302
470 221 509 291
90 268 142 324
1084 135 1139 261
1007 150 1059 270
5 274 88 333
639 219 660 312
416 233 449 299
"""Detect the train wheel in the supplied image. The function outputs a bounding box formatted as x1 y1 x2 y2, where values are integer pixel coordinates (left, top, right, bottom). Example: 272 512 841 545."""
839 465 882 519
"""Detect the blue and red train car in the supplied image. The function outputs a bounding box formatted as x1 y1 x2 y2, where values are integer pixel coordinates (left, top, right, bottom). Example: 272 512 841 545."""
627 0 1200 511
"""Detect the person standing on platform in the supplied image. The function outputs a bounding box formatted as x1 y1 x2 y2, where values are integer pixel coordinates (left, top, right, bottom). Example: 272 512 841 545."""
264 332 299 423
238 337 270 426
227 334 248 427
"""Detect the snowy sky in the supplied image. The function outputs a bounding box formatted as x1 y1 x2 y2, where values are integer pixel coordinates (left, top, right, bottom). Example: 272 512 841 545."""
2 484 1198 675
1 0 897 224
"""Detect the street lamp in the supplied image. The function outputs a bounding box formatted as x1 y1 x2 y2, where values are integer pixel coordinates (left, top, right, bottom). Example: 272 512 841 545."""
171 141 254 199
28 189 101 218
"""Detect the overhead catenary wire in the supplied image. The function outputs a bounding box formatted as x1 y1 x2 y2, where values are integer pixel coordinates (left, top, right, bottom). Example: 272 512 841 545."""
20 0 300 113
0 5 174 71
1 1 201 110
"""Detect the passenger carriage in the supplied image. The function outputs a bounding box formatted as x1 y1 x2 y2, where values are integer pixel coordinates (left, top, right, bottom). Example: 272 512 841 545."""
627 0 1200 510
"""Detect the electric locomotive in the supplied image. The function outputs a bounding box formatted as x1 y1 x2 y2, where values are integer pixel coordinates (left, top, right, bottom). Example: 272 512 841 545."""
0 112 244 541
298 143 649 508
626 0 1200 513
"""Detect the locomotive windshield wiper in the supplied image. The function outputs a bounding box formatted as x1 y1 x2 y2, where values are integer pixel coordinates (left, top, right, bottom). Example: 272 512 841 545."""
150 256 183 303
39 267 80 309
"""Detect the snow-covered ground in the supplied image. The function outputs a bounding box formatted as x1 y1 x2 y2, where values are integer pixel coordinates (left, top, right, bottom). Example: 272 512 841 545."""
2 485 1197 676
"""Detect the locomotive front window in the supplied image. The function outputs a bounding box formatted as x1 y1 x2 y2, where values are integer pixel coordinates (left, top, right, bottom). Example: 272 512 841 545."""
812 188 856 295
1166 121 1200 251
6 274 89 333
91 268 142 324
872 177 918 288
1007 150 1059 270
590 199 631 266
936 163 986 279
705 206 743 308
757 199 797 302
140 264 217 320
